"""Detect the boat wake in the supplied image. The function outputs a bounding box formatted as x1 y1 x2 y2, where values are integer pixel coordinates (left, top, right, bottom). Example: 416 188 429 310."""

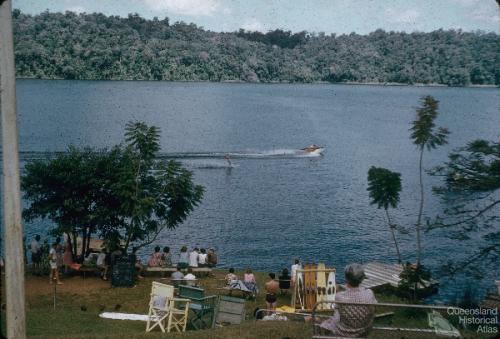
14 148 324 166
158 148 324 160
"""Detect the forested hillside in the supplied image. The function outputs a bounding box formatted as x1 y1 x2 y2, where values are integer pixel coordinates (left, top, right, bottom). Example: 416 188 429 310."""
13 10 500 86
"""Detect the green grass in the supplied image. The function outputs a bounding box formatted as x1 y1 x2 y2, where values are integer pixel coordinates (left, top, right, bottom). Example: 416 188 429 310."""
0 270 490 338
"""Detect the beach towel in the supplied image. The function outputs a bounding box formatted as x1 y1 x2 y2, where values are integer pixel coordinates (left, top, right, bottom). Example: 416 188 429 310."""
99 312 155 322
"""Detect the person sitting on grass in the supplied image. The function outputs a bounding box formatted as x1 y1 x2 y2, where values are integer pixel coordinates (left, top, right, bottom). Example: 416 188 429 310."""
148 246 162 267
184 268 196 286
225 268 238 285
171 266 185 280
170 266 185 287
264 272 279 312
313 263 377 337
49 242 62 285
244 268 258 297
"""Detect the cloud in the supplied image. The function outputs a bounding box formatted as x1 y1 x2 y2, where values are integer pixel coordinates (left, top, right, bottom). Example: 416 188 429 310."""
385 8 420 24
141 0 221 16
241 18 265 32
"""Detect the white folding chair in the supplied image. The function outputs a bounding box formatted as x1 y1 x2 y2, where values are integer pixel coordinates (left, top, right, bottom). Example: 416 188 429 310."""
167 297 191 333
145 282 174 332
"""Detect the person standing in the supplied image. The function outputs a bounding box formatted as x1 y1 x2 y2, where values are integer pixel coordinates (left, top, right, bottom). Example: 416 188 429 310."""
30 234 42 275
189 247 199 268
49 242 62 284
265 272 279 312
55 236 64 272
291 259 302 285
63 238 73 274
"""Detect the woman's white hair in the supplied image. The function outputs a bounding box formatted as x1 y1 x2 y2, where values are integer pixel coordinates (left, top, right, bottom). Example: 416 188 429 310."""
344 263 366 287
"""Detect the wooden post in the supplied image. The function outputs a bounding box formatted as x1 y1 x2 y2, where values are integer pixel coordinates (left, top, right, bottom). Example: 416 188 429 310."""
0 1 27 338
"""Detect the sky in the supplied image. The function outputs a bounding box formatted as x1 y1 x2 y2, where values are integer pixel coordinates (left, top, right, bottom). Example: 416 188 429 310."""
13 0 500 34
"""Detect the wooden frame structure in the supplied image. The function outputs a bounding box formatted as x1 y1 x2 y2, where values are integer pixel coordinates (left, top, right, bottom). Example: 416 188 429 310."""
291 266 336 311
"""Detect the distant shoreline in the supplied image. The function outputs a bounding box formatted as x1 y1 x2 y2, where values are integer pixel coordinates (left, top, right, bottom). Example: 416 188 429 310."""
15 77 499 89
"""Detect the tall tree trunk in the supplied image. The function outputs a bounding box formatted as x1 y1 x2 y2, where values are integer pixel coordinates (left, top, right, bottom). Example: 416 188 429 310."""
65 232 73 262
85 228 91 253
416 147 425 266
81 227 88 259
72 232 78 260
385 209 402 264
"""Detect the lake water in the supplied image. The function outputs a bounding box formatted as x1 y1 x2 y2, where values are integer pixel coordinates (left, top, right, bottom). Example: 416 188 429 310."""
6 80 500 301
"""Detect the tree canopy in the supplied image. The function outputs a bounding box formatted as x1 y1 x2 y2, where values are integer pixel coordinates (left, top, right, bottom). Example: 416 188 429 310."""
12 10 500 86
367 166 403 263
21 122 204 258
429 139 500 277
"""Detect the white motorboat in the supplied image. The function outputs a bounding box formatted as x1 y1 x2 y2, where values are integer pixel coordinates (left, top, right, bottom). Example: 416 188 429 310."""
301 144 325 155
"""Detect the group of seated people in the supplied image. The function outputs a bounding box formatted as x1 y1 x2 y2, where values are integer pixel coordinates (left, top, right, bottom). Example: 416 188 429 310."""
222 267 292 301
147 245 218 269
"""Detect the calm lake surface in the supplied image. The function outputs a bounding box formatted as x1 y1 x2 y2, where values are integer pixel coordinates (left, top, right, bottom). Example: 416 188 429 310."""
8 80 500 301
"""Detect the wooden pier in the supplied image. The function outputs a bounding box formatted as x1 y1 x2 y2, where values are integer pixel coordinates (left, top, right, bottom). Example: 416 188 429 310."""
361 262 403 289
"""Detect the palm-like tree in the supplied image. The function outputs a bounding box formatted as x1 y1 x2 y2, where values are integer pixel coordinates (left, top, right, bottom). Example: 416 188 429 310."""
410 95 449 265
367 166 403 263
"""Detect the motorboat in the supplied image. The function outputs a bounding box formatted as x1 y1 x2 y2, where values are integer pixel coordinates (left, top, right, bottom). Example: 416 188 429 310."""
301 144 325 155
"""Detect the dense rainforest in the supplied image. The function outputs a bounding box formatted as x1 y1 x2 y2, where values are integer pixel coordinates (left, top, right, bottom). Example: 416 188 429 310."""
13 10 500 86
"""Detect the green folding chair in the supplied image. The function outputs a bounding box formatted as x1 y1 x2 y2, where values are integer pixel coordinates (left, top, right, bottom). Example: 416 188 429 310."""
178 285 217 330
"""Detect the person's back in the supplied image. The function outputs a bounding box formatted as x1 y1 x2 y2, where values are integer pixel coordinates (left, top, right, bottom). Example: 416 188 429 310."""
291 259 302 283
207 249 217 267
198 249 207 266
179 250 189 264
161 247 172 267
171 269 184 280
265 279 279 294
30 236 41 255
244 273 255 283
319 263 377 337
333 287 377 337
189 249 199 267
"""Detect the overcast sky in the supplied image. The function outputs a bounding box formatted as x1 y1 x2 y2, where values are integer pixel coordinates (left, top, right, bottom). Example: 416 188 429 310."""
13 0 500 34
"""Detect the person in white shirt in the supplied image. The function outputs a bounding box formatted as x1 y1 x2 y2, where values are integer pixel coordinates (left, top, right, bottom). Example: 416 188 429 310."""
189 247 199 267
96 250 109 280
291 259 302 286
184 268 197 286
49 243 62 285
198 248 208 267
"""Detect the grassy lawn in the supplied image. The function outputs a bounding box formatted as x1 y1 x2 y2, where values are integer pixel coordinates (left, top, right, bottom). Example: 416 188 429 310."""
0 269 487 338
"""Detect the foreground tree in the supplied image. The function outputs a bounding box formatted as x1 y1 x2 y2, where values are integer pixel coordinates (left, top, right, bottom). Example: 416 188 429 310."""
100 122 204 252
22 122 204 257
22 147 118 259
409 95 449 265
429 139 500 277
367 166 403 263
